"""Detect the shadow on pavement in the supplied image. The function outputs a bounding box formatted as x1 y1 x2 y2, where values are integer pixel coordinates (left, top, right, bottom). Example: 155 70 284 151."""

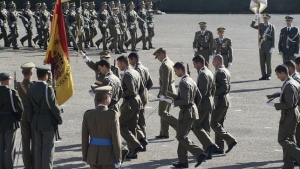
124 158 178 169
231 86 280 94
55 143 82 152
54 157 87 169
208 160 282 169
231 79 259 84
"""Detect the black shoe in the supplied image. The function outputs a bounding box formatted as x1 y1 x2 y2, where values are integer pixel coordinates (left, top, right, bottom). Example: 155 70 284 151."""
294 161 299 166
212 150 224 155
149 46 155 49
73 48 78 51
103 47 108 51
115 51 122 54
195 153 208 168
226 140 237 154
155 135 169 139
13 47 19 50
206 144 219 157
28 45 34 47
259 76 267 80
265 76 271 80
38 43 42 49
5 44 10 47
20 40 24 46
206 155 212 160
127 146 143 158
82 50 86 53
95 42 100 49
33 39 37 45
126 153 138 159
142 47 149 50
131 49 138 52
84 45 90 49
125 43 129 49
122 149 129 162
139 138 148 152
172 162 189 168
120 50 127 53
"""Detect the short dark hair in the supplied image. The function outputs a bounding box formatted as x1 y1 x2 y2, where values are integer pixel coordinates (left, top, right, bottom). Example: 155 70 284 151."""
98 60 111 69
173 62 186 72
192 55 205 65
295 57 300 65
275 65 288 75
37 71 48 79
22 70 31 76
95 94 109 103
128 52 139 61
284 60 295 70
117 55 128 65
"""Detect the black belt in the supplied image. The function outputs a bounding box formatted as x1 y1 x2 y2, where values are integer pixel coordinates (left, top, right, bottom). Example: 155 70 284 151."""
0 111 14 115
198 47 209 50
124 94 137 100
35 109 51 114
180 102 195 110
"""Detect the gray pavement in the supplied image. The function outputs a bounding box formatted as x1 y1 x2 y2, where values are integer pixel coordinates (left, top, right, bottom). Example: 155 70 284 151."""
1 14 298 169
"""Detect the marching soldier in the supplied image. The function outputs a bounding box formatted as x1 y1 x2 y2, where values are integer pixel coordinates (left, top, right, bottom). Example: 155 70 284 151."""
213 27 233 68
26 65 63 169
108 1 115 16
20 1 34 47
50 2 56 17
32 3 42 46
154 47 178 139
76 7 85 52
82 86 122 169
167 62 210 168
125 1 146 52
115 0 121 9
0 72 23 169
146 1 155 49
136 1 148 50
81 51 120 85
7 1 19 49
63 2 72 47
88 1 97 47
0 1 9 47
95 2 110 50
39 2 50 50
251 14 275 80
116 55 145 158
128 52 153 151
279 16 299 62
66 2 77 51
211 55 237 154
82 2 90 49
108 8 122 54
118 4 128 48
16 62 36 169
193 22 214 64
266 65 300 168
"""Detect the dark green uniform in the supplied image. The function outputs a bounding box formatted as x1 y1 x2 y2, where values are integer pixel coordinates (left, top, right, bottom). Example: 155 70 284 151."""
39 7 50 50
26 80 63 169
0 80 23 169
279 26 299 62
66 6 77 50
193 30 214 63
146 7 155 49
213 37 233 68
82 7 90 48
136 7 148 49
118 10 128 48
20 6 34 47
96 7 110 50
88 4 97 47
125 9 144 51
0 4 9 46
108 12 122 53
76 10 85 51
32 5 42 46
7 5 19 49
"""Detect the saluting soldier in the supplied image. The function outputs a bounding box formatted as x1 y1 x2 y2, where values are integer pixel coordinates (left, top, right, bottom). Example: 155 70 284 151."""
66 2 77 51
117 55 145 158
266 65 300 168
26 65 63 169
136 1 148 50
128 52 153 151
81 51 120 85
213 27 233 68
88 1 97 47
0 72 23 169
279 16 300 62
39 3 50 50
211 55 237 154
167 62 209 168
154 47 178 139
16 62 36 169
125 1 146 52
32 3 42 46
108 8 122 54
7 1 19 49
118 4 128 49
82 86 122 169
20 1 34 47
95 2 110 50
146 1 155 49
251 14 275 80
193 22 214 64
82 2 90 49
0 1 9 47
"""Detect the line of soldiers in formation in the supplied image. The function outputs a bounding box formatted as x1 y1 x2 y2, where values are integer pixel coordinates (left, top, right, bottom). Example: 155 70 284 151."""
0 0 157 53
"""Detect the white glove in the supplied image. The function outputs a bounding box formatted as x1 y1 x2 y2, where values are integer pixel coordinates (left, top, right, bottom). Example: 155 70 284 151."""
228 62 232 66
84 25 88 28
143 22 147 28
294 53 298 57
209 55 214 60
37 25 41 28
24 18 28 22
164 98 173 104
148 23 153 28
88 90 95 98
102 24 106 27
115 162 121 168
159 95 165 101
69 26 73 30
37 17 40 20
11 24 15 28
278 52 283 55
25 24 28 27
269 47 275 53
84 18 89 21
266 101 275 107
114 24 120 28
45 64 52 70
193 48 197 52
44 26 47 29
121 23 125 26
130 25 135 29
157 10 162 14
255 13 261 20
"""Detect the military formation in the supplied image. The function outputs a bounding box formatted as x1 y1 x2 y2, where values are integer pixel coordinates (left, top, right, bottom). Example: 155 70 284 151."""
0 0 157 53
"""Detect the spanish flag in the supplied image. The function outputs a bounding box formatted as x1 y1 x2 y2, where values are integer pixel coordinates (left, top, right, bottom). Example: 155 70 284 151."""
44 0 74 106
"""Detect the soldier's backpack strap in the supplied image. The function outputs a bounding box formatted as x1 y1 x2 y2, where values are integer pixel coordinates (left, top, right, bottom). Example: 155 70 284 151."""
9 89 17 112
19 82 27 94
45 84 51 110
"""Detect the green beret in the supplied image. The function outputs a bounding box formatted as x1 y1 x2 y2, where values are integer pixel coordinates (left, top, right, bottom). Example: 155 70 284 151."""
0 72 12 81
127 1 134 6
24 1 30 6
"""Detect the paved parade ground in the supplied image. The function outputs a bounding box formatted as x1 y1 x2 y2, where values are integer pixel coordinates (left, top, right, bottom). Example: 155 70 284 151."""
2 13 300 169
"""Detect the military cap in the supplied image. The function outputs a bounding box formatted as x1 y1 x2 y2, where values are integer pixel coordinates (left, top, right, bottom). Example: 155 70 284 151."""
285 16 294 21
94 86 112 95
199 22 207 26
52 2 56 5
69 2 76 7
262 13 271 19
21 62 35 71
153 47 166 58
115 0 121 4
108 1 115 5
63 2 69 6
24 1 30 6
146 1 153 5
112 7 118 11
36 2 41 6
100 2 107 6
82 2 88 5
121 3 125 7
9 1 16 7
99 51 111 58
0 72 12 81
89 1 95 5
41 2 46 6
36 65 50 73
127 1 134 6
138 1 145 6
217 27 226 32
0 1 6 5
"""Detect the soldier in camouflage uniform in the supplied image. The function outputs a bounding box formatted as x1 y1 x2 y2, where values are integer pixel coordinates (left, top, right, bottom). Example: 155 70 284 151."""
7 1 19 49
20 1 34 47
0 1 9 47
95 2 110 50
88 1 97 47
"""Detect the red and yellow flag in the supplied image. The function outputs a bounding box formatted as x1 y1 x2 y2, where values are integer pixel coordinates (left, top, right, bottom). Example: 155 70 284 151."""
44 0 74 106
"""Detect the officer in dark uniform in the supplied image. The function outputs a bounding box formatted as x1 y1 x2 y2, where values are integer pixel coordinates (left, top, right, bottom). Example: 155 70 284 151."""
136 1 148 50
88 1 97 47
82 2 90 49
39 3 50 50
66 2 77 51
95 2 110 50
0 72 23 169
213 27 233 68
32 3 42 46
7 1 19 49
20 1 34 47
0 1 9 47
146 1 155 49
63 2 72 47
